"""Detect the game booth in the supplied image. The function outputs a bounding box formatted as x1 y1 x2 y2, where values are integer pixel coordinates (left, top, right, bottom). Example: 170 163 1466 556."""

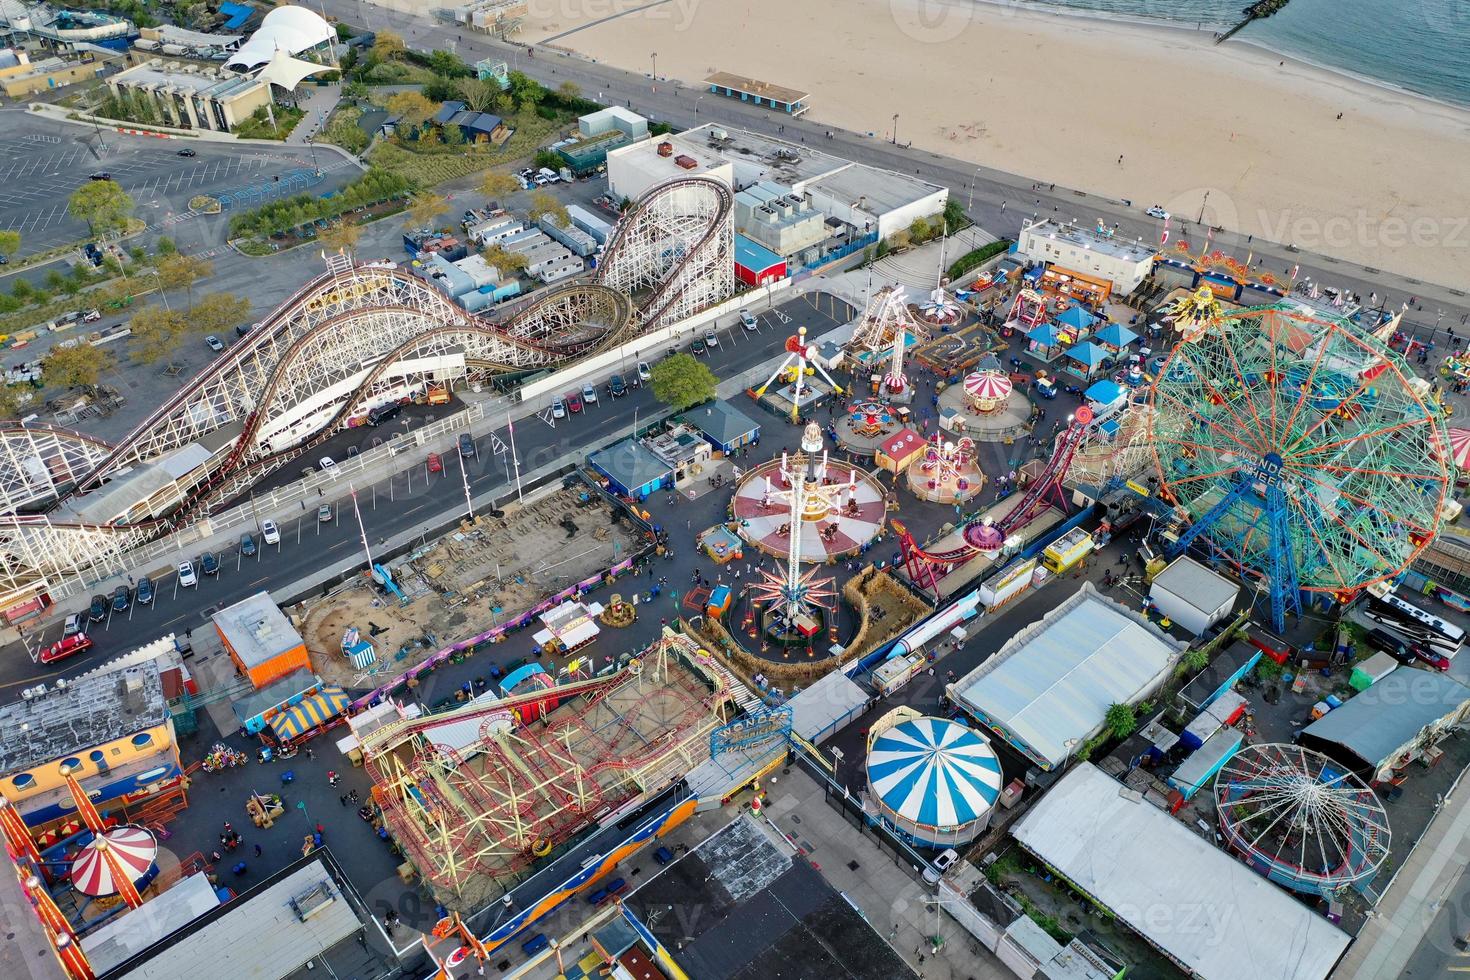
1039 265 1111 304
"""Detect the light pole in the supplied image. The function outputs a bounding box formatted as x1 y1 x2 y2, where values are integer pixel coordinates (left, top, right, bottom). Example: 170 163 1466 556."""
1197 189 1211 225
650 52 657 80
348 484 373 574
456 443 475 520
966 165 981 211
891 113 899 146
505 410 524 503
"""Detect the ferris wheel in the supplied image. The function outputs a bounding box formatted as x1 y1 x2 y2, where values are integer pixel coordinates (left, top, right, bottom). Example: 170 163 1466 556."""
1148 300 1450 629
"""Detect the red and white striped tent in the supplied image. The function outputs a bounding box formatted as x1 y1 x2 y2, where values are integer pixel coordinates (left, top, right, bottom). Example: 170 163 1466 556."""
69 827 158 898
963 371 1013 407
1452 428 1470 470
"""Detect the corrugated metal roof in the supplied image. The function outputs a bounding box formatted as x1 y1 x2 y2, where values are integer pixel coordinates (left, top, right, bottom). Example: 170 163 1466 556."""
950 584 1185 768
1151 556 1240 617
1014 764 1350 980
1302 670 1470 769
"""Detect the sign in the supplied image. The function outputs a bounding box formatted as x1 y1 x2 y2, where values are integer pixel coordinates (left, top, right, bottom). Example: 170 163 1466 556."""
1125 479 1152 497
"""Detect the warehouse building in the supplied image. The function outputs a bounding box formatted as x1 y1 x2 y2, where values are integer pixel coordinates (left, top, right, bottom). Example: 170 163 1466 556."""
1147 556 1239 636
1014 763 1349 980
948 583 1186 770
1299 670 1470 782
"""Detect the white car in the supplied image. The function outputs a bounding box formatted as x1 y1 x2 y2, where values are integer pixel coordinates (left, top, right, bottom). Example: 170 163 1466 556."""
582 384 598 405
551 396 567 420
177 560 197 588
922 848 959 885
1145 205 1169 220
704 331 720 348
205 335 225 352
260 520 281 546
637 361 651 382
319 457 341 478
739 309 758 331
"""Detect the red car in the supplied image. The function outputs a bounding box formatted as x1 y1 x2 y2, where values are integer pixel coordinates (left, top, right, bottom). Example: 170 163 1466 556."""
426 452 443 474
566 391 584 413
41 632 93 665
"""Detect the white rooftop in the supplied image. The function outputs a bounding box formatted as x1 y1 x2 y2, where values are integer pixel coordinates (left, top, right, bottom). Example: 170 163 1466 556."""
1022 219 1158 263
1013 763 1351 980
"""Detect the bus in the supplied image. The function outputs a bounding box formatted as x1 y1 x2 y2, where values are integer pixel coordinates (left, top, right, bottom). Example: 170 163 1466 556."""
1362 593 1464 658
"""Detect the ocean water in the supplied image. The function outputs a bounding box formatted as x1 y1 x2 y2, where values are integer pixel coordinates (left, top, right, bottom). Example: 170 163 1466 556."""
1009 0 1470 108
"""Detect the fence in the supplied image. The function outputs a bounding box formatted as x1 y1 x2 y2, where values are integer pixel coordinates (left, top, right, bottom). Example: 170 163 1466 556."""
802 231 878 271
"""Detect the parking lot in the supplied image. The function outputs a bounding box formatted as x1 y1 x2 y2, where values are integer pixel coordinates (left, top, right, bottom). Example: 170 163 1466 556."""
0 115 355 259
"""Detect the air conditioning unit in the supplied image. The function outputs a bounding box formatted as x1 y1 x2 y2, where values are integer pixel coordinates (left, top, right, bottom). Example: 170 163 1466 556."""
289 881 337 922
656 141 673 157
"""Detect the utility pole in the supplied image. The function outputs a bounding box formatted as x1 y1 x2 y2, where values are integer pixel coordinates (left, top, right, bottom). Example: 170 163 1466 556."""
456 444 475 521
892 113 899 146
348 484 373 573
505 410 524 503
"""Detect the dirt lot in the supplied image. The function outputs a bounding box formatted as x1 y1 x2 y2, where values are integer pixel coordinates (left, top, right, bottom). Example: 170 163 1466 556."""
298 486 641 688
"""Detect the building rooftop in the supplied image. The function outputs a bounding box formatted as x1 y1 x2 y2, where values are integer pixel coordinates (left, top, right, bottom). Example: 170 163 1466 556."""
113 61 263 99
704 71 808 106
734 233 785 271
1151 556 1239 617
82 872 220 975
588 437 673 491
1013 763 1350 980
680 123 847 185
212 592 303 670
948 584 1185 769
1022 218 1158 264
804 163 945 222
0 663 167 775
1176 640 1261 713
1301 670 1470 772
686 400 760 447
230 668 319 724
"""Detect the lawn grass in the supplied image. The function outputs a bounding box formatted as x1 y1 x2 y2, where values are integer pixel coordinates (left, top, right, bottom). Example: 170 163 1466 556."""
366 110 568 187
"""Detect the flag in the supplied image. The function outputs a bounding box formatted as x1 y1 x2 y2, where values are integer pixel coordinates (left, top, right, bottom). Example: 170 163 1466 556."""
1160 218 1170 246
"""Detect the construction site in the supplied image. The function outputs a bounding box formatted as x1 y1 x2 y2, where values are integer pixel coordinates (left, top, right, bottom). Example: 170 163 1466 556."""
359 628 738 912
296 484 643 689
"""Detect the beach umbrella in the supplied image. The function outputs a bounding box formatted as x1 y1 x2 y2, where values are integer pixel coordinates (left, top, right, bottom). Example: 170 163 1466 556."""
1451 428 1470 469
69 827 158 898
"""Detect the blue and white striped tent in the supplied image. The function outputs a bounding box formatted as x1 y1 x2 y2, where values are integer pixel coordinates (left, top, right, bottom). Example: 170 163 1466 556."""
867 717 1002 841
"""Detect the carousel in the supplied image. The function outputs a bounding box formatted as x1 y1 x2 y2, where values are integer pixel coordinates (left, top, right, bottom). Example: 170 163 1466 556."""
70 826 160 904
937 357 1033 442
907 433 985 503
834 398 911 454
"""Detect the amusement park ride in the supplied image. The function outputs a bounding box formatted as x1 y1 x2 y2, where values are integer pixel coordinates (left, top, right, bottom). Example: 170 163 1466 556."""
754 325 847 423
745 423 841 645
895 406 1094 592
846 286 930 401
1148 288 1451 630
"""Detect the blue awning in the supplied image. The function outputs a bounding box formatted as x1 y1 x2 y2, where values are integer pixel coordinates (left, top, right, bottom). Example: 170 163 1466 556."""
1085 379 1124 404
1096 323 1139 348
1026 324 1060 346
1056 306 1097 331
220 1 253 29
734 234 785 273
1068 342 1109 368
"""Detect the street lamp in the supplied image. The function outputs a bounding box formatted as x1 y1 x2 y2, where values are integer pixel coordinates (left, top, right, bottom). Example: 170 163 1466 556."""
650 52 657 80
892 113 899 146
966 165 981 210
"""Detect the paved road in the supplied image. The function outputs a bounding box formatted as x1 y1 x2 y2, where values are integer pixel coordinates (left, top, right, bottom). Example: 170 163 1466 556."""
320 0 1470 336
0 290 852 691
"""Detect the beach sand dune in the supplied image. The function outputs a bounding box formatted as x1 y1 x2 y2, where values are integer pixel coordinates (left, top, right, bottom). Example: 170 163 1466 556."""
527 0 1470 287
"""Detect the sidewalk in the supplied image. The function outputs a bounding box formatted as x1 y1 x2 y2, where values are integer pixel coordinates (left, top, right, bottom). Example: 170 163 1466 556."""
762 765 1010 979
1332 772 1470 977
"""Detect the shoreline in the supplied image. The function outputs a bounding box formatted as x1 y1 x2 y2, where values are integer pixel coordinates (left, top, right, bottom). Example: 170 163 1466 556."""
528 0 1470 286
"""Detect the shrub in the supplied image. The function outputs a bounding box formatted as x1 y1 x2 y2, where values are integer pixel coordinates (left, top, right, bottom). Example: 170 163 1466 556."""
947 239 1013 280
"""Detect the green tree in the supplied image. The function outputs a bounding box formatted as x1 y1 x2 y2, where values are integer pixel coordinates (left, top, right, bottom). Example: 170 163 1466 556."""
943 197 967 233
386 90 437 128
342 79 370 103
318 219 362 255
480 245 528 275
458 77 499 113
41 343 115 389
478 171 520 200
372 30 406 61
427 49 470 77
1179 646 1209 676
1256 656 1284 684
527 190 568 227
491 93 513 117
0 384 25 419
556 81 581 102
507 70 545 111
404 190 449 231
128 304 190 368
0 230 19 262
190 292 251 338
11 279 34 302
650 353 717 412
44 269 67 293
154 236 178 256
909 216 933 243
156 253 213 311
1103 702 1137 740
68 180 135 235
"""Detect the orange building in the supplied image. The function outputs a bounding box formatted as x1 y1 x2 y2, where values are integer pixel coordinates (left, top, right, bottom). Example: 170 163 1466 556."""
213 593 309 688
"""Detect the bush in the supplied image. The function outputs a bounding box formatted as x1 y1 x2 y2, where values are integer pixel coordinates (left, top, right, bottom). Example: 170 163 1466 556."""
947 238 1013 280
229 168 416 238
535 104 557 120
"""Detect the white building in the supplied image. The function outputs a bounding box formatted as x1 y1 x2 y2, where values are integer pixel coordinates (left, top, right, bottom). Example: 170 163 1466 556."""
1017 219 1158 297
1148 556 1239 636
605 135 733 203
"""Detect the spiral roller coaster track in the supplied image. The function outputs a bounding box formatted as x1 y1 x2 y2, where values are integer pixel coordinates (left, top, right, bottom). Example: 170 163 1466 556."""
0 177 734 606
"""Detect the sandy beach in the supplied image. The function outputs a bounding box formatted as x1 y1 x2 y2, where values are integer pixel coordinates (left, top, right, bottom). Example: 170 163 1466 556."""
519 0 1470 287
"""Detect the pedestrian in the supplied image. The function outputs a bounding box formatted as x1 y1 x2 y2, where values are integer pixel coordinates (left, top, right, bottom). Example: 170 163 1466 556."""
340 794 348 807
305 746 314 760
327 770 339 786
254 843 263 857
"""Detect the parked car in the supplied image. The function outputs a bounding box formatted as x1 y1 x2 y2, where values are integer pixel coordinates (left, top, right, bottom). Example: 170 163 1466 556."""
41 633 93 665
319 457 341 478
63 613 83 637
1367 627 1450 671
136 576 154 605
458 433 476 458
205 335 224 352
368 401 404 426
739 309 758 331
426 452 443 474
1145 204 1170 219
551 396 567 420
88 594 108 622
581 384 598 405
317 503 334 522
704 331 720 349
261 520 281 545
608 374 627 397
567 391 584 413
240 532 257 557
177 147 197 157
922 848 960 885
111 585 131 612
691 338 707 355
178 560 197 587
200 551 219 576
637 361 652 383
88 172 113 182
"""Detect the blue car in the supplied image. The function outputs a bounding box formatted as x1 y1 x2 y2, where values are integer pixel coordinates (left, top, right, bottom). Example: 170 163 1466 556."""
136 577 154 605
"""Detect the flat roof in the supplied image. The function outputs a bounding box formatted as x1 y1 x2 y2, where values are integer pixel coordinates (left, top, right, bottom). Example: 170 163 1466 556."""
949 584 1185 768
1013 763 1350 980
787 670 868 742
83 872 220 975
212 592 302 670
1177 640 1261 711
0 663 167 774
230 668 319 723
734 233 785 271
58 462 177 522
111 852 366 980
803 164 947 219
1022 219 1158 264
1301 670 1470 770
681 123 846 185
588 437 672 491
1151 556 1239 617
704 71 808 105
0 862 69 980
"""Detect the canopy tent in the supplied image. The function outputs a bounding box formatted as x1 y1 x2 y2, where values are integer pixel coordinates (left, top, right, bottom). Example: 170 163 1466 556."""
1451 427 1470 469
268 686 350 741
1094 323 1140 349
1084 379 1125 406
224 5 334 71
1055 306 1098 332
1066 342 1110 368
253 47 334 90
963 371 1013 402
70 827 158 897
867 717 1002 829
1025 324 1060 346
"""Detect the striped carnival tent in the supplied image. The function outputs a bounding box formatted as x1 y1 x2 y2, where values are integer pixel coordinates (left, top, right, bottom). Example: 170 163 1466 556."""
865 716 1003 847
70 827 158 897
269 686 350 741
